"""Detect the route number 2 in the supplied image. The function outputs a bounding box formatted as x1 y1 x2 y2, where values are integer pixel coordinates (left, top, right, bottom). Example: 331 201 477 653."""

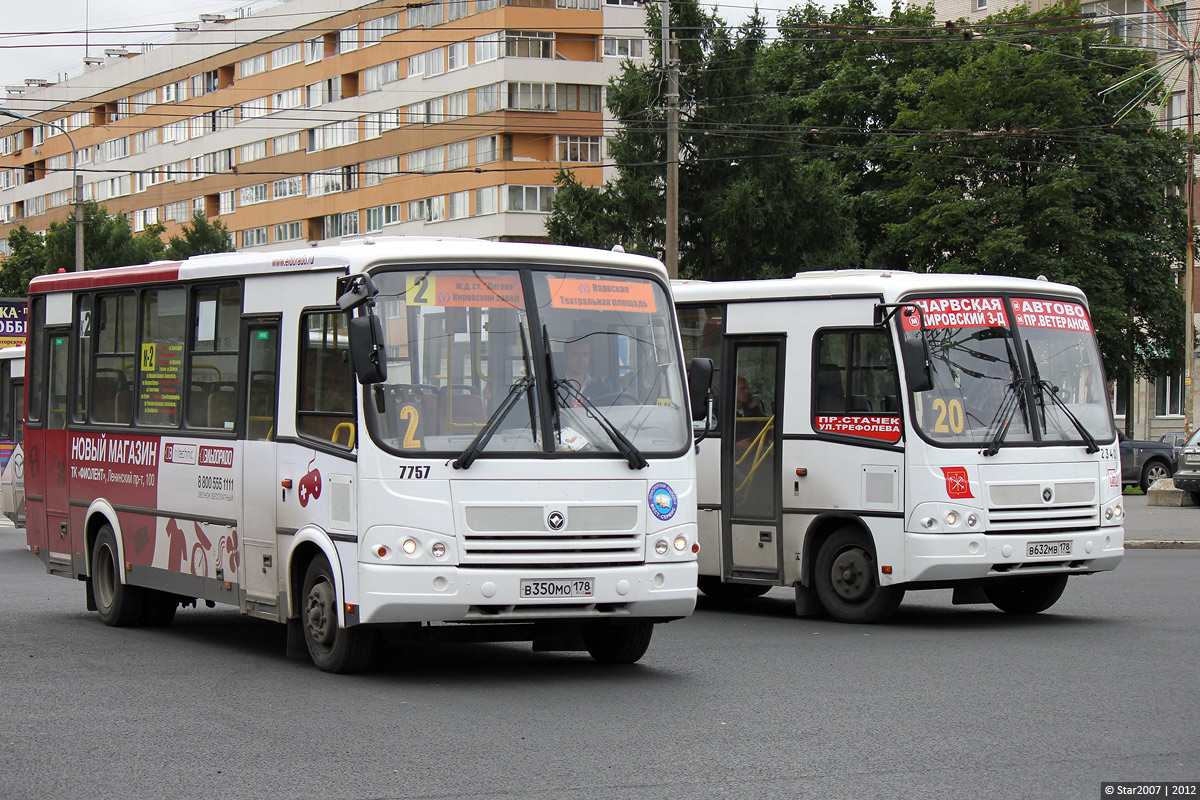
932 398 965 434
400 404 423 449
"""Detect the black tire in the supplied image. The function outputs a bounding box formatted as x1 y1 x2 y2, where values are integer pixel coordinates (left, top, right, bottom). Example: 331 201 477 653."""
813 528 904 624
1191 491 1200 506
91 525 143 627
301 556 373 673
1140 460 1172 493
698 576 771 601
139 590 178 627
983 574 1069 614
583 622 654 664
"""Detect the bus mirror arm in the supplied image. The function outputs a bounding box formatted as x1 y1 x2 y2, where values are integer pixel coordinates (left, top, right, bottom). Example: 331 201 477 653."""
336 274 379 312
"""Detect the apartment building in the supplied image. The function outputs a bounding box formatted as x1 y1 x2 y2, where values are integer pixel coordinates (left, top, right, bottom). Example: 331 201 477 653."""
0 0 649 253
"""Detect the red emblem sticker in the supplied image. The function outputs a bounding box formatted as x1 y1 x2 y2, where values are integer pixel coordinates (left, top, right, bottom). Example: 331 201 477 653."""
941 467 974 499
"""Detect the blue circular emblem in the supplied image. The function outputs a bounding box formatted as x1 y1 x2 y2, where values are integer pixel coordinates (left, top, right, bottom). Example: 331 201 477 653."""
649 482 677 521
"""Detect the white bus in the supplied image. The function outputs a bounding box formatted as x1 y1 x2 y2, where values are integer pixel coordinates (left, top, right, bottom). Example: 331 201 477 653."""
23 237 711 671
1 345 24 524
674 271 1124 622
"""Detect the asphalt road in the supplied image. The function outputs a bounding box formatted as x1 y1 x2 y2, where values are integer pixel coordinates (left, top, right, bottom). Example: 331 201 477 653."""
1 525 1197 800
1122 492 1200 544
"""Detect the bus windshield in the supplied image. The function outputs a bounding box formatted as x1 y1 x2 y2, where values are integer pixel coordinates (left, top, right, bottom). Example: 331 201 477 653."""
902 295 1114 448
364 266 690 459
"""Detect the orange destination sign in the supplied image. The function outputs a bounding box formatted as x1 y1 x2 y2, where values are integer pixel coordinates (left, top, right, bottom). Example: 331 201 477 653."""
548 277 658 313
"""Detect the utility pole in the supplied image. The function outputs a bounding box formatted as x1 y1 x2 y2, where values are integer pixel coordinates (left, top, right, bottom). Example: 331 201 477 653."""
661 0 679 279
1186 58 1196 435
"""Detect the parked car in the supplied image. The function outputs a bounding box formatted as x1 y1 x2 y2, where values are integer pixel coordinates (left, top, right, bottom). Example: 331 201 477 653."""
1119 431 1177 492
1171 428 1200 505
1159 431 1187 462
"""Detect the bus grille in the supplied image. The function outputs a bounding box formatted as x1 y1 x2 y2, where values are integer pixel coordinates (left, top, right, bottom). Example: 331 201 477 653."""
987 504 1099 532
460 504 643 565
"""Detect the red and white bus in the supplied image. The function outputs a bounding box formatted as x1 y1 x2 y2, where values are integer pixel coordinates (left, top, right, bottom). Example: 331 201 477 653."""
1 345 24 524
23 237 710 671
674 271 1123 622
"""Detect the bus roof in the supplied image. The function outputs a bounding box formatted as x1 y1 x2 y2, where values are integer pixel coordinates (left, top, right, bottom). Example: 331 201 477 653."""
0 345 24 360
671 270 1088 306
27 237 667 294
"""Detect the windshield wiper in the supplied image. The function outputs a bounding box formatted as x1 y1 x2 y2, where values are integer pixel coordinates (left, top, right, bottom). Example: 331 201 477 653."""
452 377 533 470
981 378 1028 457
1035 380 1100 453
555 379 648 470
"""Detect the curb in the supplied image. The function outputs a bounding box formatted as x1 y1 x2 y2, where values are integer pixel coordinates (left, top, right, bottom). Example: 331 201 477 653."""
1125 540 1200 550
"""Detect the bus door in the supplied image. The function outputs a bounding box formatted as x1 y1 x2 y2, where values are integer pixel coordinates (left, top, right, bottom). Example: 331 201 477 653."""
240 319 281 608
43 330 72 568
722 338 784 583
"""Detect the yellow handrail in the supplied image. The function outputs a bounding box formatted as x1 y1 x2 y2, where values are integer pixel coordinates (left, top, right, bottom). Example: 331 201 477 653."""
332 422 356 449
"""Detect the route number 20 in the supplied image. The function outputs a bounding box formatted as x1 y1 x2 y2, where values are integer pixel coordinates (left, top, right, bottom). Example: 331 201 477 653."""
932 398 965 434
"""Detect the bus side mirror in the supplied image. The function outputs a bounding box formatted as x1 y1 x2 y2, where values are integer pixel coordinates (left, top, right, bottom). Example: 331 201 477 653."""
901 339 933 393
348 312 387 385
688 357 714 422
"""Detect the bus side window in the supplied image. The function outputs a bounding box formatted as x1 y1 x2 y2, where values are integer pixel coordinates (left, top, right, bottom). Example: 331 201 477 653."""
814 329 900 417
298 310 356 448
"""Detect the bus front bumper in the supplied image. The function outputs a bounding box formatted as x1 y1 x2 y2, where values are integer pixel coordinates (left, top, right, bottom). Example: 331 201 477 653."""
355 561 698 625
901 528 1124 584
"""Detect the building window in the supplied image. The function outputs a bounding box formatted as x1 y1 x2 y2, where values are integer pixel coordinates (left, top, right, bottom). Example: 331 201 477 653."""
448 191 469 220
363 61 400 92
602 36 643 58
273 132 303 155
507 82 555 111
239 53 268 78
273 175 305 199
240 140 268 163
339 25 360 53
557 135 601 162
476 135 499 164
240 97 269 121
447 141 470 170
274 220 303 242
273 86 304 111
305 36 324 64
505 30 554 59
557 84 602 112
364 156 400 187
364 12 401 43
505 185 555 212
272 43 302 69
218 190 236 215
365 203 402 232
406 3 440 28
241 227 269 247
165 200 190 222
447 0 468 21
307 166 358 197
307 77 342 107
239 183 270 207
308 119 360 152
476 186 497 215
447 42 469 71
475 32 500 63
476 83 502 113
323 211 359 238
1155 373 1184 416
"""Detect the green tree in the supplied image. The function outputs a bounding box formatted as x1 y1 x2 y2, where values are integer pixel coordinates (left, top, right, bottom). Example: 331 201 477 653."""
164 211 234 260
0 226 47 297
43 201 165 272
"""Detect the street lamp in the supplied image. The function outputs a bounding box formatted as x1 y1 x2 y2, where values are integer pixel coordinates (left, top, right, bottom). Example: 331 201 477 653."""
0 106 84 272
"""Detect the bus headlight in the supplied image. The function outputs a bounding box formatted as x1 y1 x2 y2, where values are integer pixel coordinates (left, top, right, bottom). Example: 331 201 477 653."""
966 514 978 528
431 542 446 558
655 540 669 555
402 539 418 555
944 511 958 526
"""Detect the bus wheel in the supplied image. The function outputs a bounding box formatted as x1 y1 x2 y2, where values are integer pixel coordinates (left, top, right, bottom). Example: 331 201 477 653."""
91 525 143 627
983 574 1068 615
698 576 771 601
139 591 178 627
583 622 654 664
813 529 904 624
301 556 373 673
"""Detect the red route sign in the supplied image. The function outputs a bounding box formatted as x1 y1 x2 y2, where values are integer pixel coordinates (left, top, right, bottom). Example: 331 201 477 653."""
815 415 902 443
1010 298 1093 333
900 297 1008 331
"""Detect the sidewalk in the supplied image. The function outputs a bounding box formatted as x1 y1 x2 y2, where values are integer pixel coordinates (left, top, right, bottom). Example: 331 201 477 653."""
1120 493 1200 549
